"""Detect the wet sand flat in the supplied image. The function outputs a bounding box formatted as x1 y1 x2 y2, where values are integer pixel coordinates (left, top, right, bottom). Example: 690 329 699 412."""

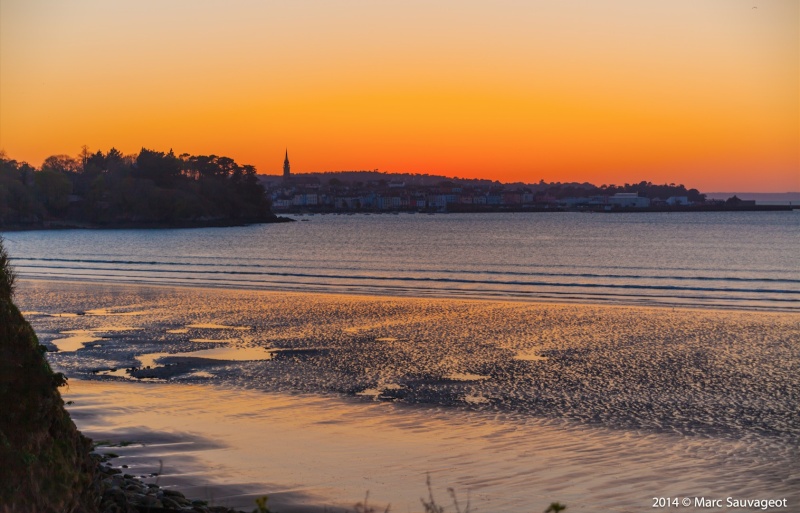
63 379 797 513
15 279 800 512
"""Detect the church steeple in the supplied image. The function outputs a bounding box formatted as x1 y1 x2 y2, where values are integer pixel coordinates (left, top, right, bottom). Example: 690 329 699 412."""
283 149 291 179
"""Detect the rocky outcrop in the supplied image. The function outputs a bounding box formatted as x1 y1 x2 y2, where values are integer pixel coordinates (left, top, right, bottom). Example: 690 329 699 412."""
93 460 243 513
0 239 98 512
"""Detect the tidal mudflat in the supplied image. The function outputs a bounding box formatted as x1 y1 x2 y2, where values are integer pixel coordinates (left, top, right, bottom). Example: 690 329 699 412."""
17 279 800 512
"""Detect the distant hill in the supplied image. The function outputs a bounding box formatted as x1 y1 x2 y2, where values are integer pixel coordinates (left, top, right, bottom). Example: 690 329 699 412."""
259 170 596 191
262 170 500 187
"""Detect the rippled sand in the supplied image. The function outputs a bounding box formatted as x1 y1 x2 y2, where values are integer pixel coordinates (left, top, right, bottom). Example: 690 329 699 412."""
62 379 798 513
16 279 800 511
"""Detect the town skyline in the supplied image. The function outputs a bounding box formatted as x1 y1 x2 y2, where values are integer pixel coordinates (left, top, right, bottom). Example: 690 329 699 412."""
263 155 795 213
4 146 799 194
2 1 797 192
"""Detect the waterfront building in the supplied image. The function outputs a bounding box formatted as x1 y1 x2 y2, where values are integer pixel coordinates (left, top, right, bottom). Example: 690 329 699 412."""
666 196 690 206
609 193 651 208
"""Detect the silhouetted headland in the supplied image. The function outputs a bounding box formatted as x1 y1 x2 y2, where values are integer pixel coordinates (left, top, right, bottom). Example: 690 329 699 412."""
0 149 292 231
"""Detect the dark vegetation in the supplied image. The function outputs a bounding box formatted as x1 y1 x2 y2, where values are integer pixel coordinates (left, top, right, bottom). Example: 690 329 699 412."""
288 171 706 202
0 148 282 229
0 236 98 512
541 180 705 202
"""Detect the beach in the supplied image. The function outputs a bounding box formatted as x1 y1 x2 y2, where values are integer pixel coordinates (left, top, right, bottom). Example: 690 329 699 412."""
16 279 800 513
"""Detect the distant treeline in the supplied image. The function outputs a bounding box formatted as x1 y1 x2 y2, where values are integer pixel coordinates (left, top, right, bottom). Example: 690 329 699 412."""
537 181 706 201
0 148 279 228
292 171 707 202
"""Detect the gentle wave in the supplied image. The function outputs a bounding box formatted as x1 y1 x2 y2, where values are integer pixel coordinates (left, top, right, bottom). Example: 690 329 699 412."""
7 211 799 310
18 273 800 314
18 255 799 277
16 262 800 296
14 258 800 286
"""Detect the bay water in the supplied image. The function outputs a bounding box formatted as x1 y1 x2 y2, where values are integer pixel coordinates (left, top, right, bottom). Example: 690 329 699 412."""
5 211 799 311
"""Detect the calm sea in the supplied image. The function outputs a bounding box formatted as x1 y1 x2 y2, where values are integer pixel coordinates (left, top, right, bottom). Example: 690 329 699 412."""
4 211 799 311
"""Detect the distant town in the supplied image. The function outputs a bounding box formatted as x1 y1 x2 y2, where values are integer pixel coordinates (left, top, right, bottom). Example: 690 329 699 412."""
262 151 792 214
1 147 795 231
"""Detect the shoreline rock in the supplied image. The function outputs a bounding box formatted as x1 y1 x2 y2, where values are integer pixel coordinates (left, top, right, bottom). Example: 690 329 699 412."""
93 452 246 513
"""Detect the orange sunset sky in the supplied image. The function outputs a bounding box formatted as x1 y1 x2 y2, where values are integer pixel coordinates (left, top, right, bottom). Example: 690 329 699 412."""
1 0 797 192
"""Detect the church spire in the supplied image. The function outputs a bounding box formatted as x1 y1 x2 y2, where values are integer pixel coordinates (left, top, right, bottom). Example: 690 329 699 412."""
283 149 291 178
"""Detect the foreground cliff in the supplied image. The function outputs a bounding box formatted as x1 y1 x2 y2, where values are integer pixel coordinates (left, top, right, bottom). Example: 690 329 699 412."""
0 238 98 513
0 241 249 513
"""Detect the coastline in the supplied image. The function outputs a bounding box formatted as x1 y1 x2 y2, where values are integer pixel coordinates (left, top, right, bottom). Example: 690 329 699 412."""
14 279 799 512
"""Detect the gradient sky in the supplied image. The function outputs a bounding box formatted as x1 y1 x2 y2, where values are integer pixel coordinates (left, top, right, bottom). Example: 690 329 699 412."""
1 0 797 191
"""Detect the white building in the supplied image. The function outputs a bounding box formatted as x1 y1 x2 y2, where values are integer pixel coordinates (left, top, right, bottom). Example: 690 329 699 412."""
666 196 689 206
